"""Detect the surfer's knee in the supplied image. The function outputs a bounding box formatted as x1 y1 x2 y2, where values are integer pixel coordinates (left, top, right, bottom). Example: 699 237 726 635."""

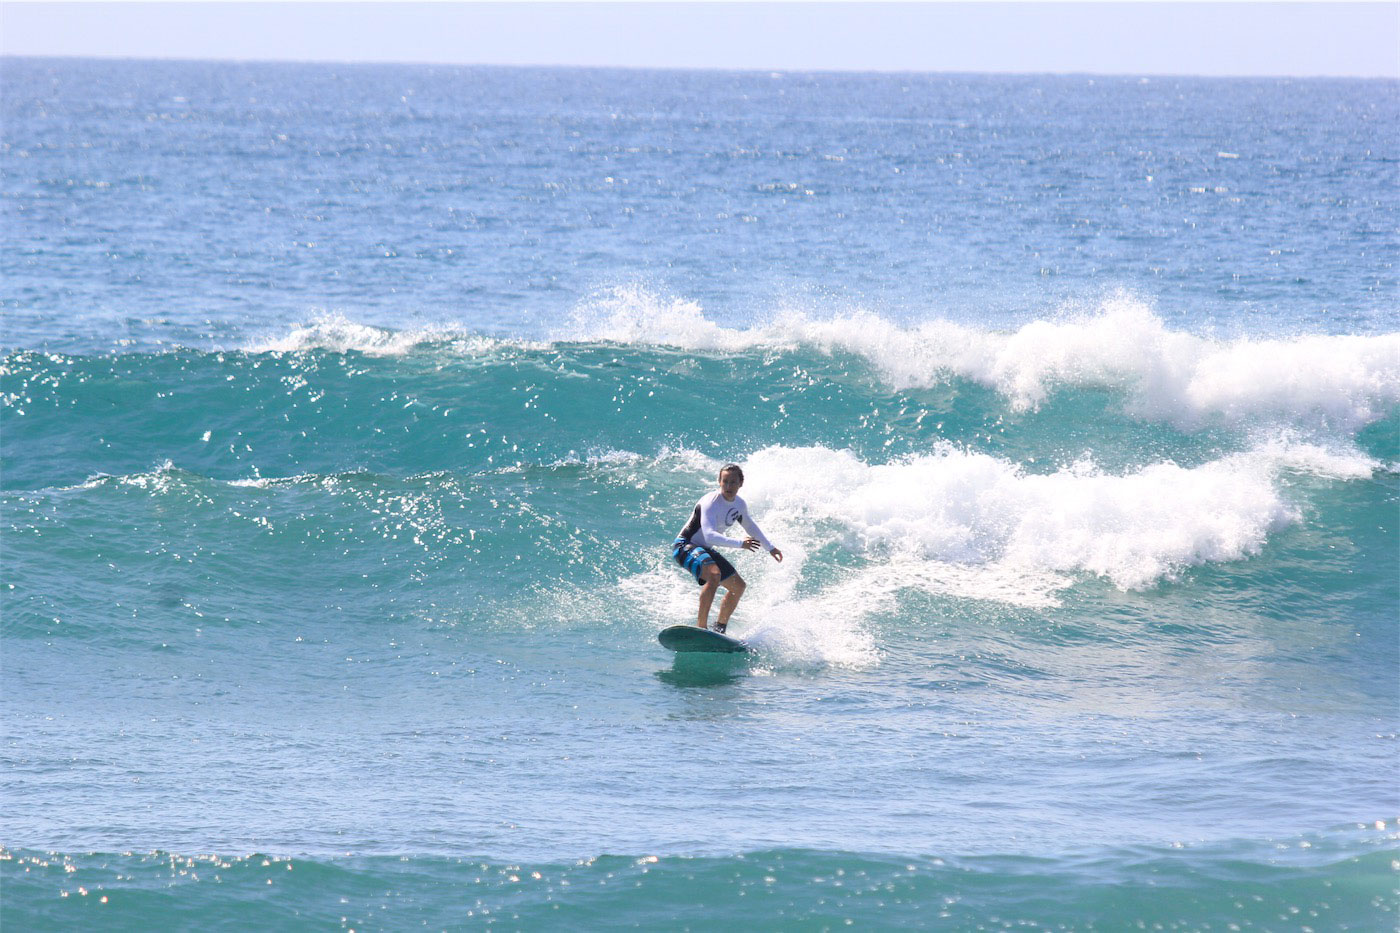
700 564 721 588
726 575 746 594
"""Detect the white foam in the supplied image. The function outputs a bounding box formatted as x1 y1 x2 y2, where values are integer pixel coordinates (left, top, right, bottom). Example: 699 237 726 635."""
625 431 1376 652
562 287 1400 434
618 554 879 670
734 441 1358 598
558 285 765 352
1241 434 1381 481
245 313 522 357
227 472 327 489
738 598 881 670
545 445 719 475
72 459 180 491
243 294 1398 434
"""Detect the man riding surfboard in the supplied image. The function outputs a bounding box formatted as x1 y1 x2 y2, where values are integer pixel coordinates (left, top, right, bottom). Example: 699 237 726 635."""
671 464 783 632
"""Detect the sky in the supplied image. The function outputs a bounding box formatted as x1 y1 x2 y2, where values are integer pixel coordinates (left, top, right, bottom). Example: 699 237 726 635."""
1 2 1397 78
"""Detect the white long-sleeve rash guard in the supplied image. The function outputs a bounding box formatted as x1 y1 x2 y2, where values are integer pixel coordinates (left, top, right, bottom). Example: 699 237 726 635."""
677 490 776 552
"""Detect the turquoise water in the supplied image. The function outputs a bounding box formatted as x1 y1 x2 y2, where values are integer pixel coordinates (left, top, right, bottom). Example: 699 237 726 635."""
2 60 1397 929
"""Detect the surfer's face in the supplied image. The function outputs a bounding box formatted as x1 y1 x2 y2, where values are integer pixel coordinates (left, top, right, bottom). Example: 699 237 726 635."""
718 469 743 500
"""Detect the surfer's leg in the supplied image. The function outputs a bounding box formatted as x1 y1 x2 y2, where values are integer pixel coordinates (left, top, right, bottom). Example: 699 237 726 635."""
715 575 746 632
697 563 721 628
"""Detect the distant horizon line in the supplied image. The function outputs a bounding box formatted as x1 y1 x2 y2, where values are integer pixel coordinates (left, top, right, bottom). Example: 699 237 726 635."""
5 53 1396 82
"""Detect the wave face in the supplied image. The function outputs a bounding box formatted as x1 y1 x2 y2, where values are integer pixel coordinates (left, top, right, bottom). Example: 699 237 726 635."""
3 61 1398 930
4 305 1394 615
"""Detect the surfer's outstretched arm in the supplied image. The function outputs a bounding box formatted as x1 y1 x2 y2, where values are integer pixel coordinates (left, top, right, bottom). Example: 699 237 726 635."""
739 515 782 562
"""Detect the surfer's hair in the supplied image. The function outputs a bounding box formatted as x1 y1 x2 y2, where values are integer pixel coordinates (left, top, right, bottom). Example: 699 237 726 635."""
719 464 744 483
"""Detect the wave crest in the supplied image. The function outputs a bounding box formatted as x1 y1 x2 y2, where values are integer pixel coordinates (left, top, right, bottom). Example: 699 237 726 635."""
738 440 1367 598
563 287 1400 433
244 313 524 356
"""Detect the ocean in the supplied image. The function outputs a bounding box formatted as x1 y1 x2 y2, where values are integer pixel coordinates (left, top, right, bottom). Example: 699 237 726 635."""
2 58 1396 930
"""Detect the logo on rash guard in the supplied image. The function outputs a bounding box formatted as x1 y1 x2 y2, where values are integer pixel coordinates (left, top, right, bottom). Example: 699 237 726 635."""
726 507 742 525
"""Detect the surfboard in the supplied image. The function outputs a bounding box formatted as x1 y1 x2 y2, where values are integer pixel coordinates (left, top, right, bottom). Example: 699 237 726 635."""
658 624 748 653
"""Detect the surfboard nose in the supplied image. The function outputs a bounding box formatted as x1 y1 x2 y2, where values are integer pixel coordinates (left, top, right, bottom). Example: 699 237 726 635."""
658 625 749 653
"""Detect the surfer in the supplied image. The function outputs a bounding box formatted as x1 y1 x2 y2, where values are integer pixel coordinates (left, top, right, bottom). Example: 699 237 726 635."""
671 464 783 632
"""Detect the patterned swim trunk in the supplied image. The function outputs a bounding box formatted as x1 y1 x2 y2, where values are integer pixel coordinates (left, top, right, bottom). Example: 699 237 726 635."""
671 536 736 585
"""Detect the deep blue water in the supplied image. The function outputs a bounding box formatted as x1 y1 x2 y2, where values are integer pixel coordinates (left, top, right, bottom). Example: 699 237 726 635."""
2 59 1397 930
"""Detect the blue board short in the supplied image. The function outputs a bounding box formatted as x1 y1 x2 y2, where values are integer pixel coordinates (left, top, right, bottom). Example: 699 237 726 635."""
672 536 736 586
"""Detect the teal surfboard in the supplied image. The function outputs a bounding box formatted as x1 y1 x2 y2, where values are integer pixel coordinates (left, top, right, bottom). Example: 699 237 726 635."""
658 625 748 653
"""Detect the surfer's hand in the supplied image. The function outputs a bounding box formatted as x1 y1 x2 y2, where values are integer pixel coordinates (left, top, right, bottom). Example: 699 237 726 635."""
742 537 761 551
770 548 783 562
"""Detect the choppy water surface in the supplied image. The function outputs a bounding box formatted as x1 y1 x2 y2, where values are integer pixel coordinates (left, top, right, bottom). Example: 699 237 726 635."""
3 59 1397 929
